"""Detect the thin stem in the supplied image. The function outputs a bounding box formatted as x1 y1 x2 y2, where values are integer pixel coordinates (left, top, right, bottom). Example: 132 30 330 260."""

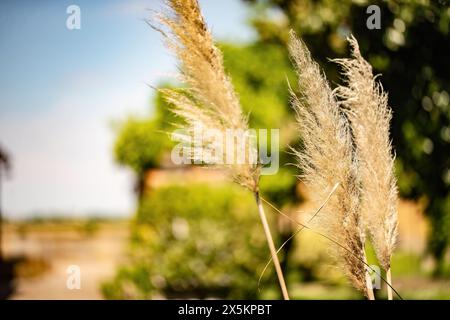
363 250 375 300
260 196 403 300
386 267 393 300
257 183 340 291
254 192 290 300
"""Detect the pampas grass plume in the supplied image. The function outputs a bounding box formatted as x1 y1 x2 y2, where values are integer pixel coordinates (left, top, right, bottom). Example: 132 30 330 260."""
334 37 398 299
288 31 372 298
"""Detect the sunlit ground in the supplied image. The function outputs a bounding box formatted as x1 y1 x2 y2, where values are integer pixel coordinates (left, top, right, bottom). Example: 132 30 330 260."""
2 208 449 300
1 220 128 299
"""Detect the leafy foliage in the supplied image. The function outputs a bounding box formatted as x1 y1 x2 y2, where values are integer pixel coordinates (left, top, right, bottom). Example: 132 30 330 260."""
102 184 279 299
114 118 166 174
244 0 450 273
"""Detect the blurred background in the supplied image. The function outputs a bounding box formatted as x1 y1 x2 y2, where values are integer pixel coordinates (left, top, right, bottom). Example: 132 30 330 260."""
0 0 449 300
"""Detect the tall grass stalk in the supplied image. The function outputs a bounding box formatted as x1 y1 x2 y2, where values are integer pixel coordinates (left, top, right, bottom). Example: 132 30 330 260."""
261 194 404 300
154 0 289 299
363 251 375 300
386 268 393 300
255 192 290 299
258 182 339 289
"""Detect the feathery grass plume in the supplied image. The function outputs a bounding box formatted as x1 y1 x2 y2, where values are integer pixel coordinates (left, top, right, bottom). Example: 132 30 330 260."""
155 0 259 191
288 31 373 298
154 0 289 299
334 36 398 299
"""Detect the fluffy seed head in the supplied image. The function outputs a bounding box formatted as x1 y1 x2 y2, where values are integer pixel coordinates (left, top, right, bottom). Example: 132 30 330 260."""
334 36 398 271
288 31 369 296
155 0 260 191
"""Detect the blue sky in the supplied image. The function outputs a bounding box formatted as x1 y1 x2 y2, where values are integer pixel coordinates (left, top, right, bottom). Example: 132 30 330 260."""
0 0 254 218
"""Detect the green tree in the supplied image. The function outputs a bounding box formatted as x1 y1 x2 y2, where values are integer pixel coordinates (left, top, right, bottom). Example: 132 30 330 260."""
114 117 166 198
243 0 450 274
113 85 178 198
102 184 279 299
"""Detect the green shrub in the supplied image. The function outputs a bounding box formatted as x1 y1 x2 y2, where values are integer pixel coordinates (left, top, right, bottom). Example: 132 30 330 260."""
102 183 280 299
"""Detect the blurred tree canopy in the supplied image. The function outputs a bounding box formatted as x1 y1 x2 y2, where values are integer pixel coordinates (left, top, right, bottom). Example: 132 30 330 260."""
242 0 450 274
114 118 164 174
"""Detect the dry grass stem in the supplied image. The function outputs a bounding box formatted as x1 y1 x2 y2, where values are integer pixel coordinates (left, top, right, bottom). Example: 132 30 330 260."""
257 182 339 290
255 193 290 299
386 267 393 300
